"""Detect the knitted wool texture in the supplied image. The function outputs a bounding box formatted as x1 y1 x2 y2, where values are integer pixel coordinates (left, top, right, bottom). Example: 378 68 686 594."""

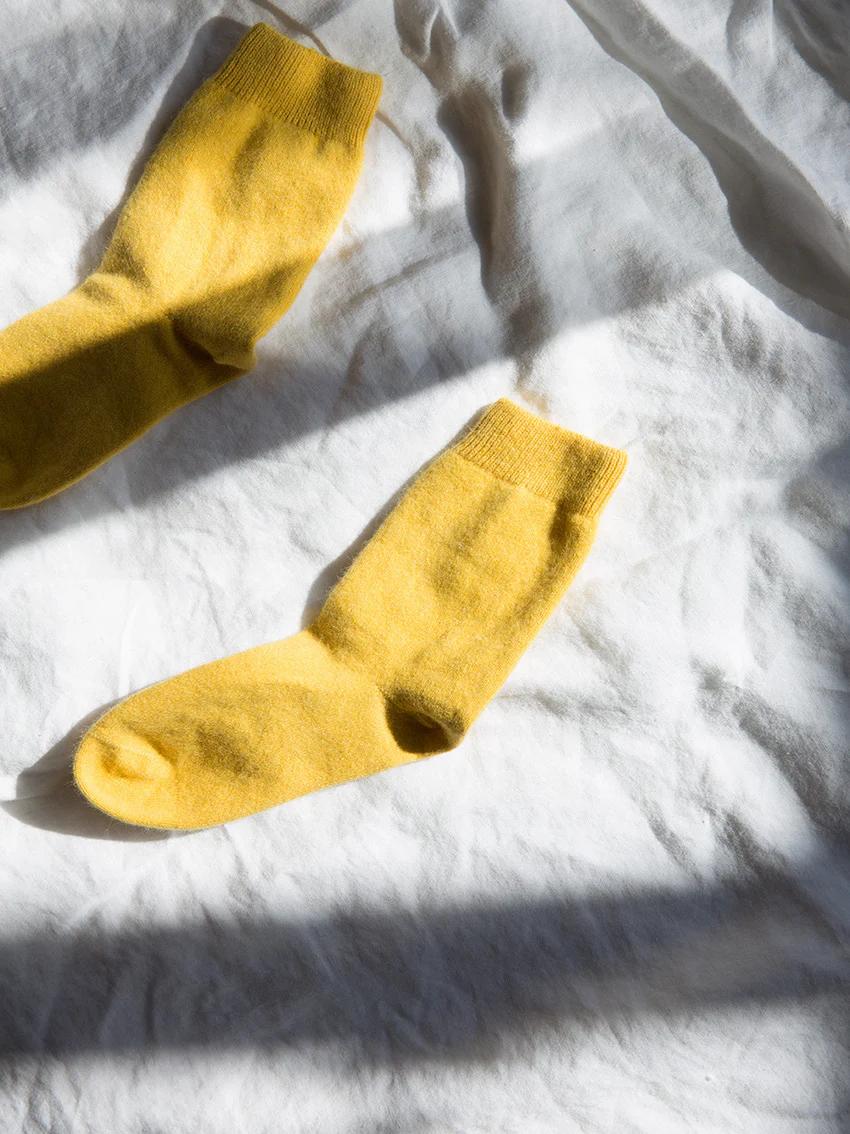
0 24 381 508
74 400 628 830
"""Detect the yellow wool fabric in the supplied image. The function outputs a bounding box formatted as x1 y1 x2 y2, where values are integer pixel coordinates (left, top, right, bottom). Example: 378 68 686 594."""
74 400 628 830
0 25 381 509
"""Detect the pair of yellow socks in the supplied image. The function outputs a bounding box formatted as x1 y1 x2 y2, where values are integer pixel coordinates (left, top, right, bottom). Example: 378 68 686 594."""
1 25 628 829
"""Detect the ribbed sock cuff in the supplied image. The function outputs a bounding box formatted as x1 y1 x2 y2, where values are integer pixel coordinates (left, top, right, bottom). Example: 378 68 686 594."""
213 24 382 146
454 399 628 515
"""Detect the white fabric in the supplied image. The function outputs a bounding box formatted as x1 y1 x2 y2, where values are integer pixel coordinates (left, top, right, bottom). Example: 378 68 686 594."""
2 1 849 1129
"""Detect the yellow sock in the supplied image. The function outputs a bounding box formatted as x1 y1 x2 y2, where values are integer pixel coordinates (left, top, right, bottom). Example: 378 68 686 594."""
73 400 627 830
0 25 381 509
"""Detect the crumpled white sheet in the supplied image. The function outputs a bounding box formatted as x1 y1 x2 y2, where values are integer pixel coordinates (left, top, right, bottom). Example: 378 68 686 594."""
1 0 849 1130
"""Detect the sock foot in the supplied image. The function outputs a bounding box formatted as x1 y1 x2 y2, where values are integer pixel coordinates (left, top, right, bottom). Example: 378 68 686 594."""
74 631 403 830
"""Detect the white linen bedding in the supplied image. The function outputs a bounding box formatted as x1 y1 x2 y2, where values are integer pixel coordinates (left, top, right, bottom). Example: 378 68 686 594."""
1 0 849 1130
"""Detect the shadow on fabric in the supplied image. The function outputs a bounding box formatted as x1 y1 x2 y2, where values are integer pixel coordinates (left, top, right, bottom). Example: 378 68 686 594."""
0 861 848 1068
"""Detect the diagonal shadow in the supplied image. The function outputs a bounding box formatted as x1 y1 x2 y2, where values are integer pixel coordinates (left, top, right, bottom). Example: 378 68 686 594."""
1 860 848 1063
0 131 845 554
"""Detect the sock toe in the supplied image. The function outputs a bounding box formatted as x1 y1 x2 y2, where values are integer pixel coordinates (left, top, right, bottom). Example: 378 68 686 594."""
74 728 175 828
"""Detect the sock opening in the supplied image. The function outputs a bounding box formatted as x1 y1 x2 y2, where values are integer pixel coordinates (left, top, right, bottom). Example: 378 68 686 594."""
213 23 382 145
455 399 628 514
